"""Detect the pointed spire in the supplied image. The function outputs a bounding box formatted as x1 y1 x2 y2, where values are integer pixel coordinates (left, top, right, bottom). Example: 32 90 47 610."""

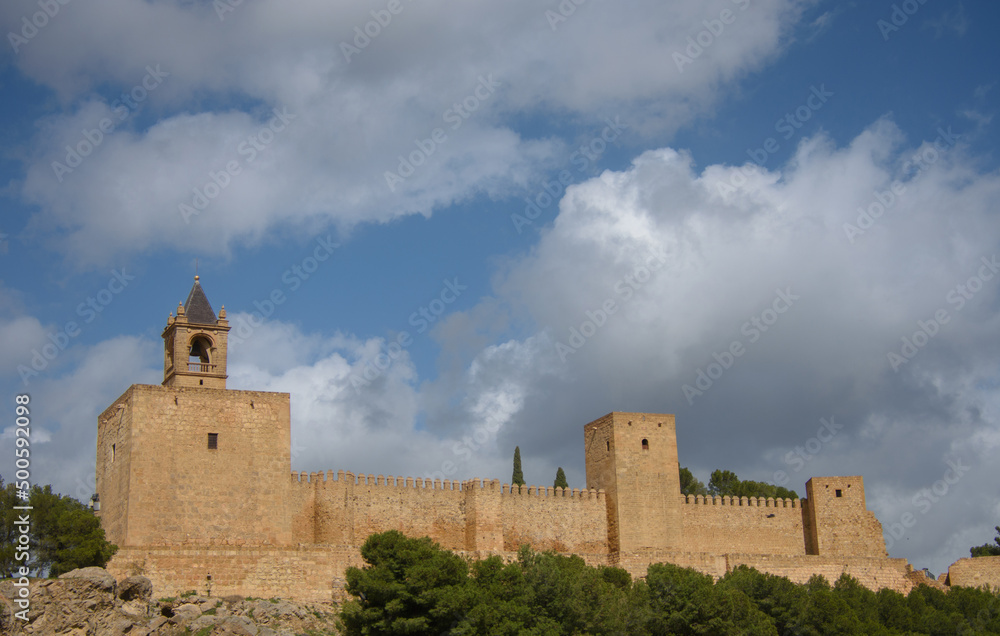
184 275 217 324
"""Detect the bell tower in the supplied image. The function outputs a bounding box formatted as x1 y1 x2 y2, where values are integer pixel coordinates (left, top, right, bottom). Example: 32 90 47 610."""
162 275 230 389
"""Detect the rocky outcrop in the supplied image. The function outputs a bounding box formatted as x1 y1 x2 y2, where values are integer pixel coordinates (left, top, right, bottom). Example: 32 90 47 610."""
0 568 339 635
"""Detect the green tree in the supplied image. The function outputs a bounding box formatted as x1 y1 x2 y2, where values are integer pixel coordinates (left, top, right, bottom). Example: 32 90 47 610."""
708 469 741 497
26 485 118 577
971 525 1000 557
553 467 568 490
511 446 525 486
707 469 798 500
1 482 117 578
339 530 469 635
0 479 21 578
645 562 776 635
679 467 707 496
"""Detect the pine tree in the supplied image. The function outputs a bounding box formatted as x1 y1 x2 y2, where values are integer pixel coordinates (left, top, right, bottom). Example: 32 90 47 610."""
512 446 525 486
554 467 568 490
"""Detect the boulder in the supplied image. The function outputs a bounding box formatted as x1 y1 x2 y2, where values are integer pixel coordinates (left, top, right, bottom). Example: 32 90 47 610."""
118 575 153 602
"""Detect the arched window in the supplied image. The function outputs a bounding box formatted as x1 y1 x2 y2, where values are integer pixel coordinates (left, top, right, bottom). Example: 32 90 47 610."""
188 335 213 372
641 438 649 450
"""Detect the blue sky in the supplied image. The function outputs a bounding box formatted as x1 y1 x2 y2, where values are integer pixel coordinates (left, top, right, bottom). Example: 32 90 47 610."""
1 0 998 577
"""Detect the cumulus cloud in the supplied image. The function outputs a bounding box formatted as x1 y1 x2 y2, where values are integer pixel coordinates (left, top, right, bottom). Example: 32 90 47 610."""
2 0 808 265
425 118 1000 574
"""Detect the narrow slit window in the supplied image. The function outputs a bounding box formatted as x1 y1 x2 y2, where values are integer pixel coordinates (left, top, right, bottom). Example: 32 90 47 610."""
111 443 116 463
606 440 610 451
641 438 649 450
208 433 218 450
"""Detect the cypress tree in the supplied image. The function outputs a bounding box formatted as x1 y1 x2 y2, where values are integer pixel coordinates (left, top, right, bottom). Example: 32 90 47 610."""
554 467 568 489
512 446 525 486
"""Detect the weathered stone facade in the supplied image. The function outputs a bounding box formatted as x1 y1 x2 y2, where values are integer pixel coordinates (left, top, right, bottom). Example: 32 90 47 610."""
96 279 999 601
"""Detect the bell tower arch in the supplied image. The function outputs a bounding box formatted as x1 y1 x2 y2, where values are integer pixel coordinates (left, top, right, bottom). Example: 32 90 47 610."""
162 275 230 389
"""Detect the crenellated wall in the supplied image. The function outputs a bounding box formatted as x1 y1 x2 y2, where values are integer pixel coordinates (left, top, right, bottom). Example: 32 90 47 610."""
500 483 607 554
282 470 607 554
102 390 964 602
679 494 807 556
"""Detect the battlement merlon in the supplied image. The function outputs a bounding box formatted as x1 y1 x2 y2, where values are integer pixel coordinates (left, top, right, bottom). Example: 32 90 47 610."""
288 471 605 501
681 494 803 509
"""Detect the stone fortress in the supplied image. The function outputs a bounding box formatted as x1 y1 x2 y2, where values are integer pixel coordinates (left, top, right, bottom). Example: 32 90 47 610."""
96 278 1000 601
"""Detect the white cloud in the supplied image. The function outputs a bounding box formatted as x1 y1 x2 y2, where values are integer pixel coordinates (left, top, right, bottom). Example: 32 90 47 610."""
3 0 809 265
434 118 1000 574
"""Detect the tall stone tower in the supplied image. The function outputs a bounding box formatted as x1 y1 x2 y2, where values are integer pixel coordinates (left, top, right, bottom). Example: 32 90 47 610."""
96 277 292 548
162 275 230 389
584 412 682 553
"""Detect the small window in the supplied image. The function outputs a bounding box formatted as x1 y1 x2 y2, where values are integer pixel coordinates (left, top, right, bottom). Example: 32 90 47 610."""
641 438 649 450
835 489 842 498
606 440 610 451
208 433 218 450
111 443 116 463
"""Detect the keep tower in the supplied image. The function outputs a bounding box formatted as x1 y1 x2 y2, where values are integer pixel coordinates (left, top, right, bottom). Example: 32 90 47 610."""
162 275 230 389
96 277 292 549
584 412 683 553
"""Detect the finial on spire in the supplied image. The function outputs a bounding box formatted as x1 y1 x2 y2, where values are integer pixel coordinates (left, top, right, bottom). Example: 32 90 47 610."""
195 275 200 282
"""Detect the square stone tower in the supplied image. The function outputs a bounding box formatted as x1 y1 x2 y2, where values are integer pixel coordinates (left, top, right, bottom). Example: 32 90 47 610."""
804 476 888 557
584 412 682 553
96 277 292 548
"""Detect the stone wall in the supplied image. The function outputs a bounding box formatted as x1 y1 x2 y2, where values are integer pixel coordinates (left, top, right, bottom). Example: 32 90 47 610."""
948 556 1000 589
804 476 887 557
287 471 607 554
97 385 292 548
108 544 923 604
679 495 807 555
96 389 136 547
585 412 682 552
107 546 364 603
